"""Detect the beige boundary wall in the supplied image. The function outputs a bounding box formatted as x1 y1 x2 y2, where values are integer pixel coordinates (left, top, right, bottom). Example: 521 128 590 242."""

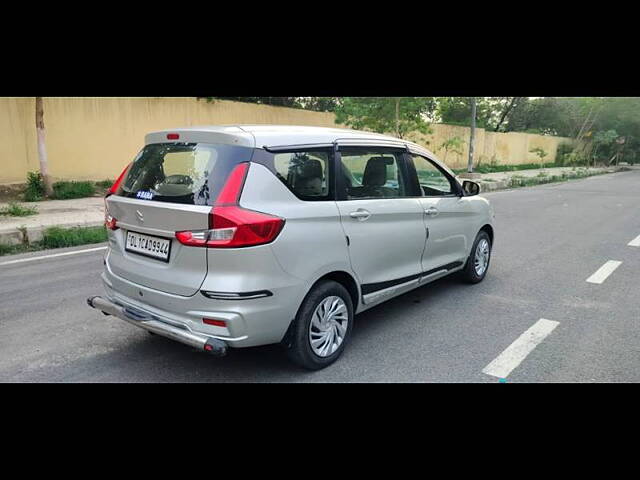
0 97 574 184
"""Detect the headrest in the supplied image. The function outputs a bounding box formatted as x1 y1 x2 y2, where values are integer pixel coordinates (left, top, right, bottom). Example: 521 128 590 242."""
363 156 392 187
297 159 323 179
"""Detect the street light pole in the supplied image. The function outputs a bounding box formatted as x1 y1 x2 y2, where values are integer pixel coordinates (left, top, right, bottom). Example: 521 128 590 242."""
468 97 476 173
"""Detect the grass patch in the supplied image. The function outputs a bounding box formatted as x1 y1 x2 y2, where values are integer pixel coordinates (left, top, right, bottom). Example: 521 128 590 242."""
41 225 107 249
0 242 44 256
0 225 107 257
51 181 96 200
0 202 38 217
453 162 557 174
94 179 114 189
24 171 45 202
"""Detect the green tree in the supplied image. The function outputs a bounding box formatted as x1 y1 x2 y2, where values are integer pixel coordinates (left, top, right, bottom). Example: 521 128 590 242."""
529 147 548 169
436 97 523 131
298 97 340 112
197 97 340 113
334 97 437 139
591 130 619 165
439 136 466 163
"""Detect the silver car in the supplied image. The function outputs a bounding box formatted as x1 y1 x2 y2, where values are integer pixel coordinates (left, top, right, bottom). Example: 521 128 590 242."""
87 125 494 369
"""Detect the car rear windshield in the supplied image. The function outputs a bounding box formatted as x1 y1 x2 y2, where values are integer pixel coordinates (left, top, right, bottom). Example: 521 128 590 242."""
116 143 253 205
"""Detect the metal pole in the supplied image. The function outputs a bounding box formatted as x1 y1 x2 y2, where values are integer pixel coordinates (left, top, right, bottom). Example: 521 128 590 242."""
468 97 476 173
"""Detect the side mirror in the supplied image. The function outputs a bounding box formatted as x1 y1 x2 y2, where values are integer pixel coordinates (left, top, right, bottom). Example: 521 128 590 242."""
462 180 480 196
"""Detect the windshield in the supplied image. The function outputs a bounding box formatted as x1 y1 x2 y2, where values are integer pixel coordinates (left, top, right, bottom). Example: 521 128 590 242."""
117 143 252 205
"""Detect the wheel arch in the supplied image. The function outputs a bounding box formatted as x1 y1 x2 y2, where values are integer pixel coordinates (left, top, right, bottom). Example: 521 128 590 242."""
312 270 360 311
280 269 360 347
479 223 494 244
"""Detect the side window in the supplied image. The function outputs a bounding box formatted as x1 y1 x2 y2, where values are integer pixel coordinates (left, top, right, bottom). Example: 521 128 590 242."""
273 150 331 200
410 154 455 196
340 148 409 199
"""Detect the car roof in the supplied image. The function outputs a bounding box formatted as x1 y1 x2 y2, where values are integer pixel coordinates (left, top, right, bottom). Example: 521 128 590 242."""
144 124 451 174
147 124 432 153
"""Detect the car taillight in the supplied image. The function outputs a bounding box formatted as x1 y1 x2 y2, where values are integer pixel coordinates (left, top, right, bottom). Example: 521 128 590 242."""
106 163 131 198
105 212 118 230
104 197 119 231
175 163 285 248
103 163 130 231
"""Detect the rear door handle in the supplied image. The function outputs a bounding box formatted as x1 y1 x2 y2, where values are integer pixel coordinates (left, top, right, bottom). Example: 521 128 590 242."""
424 207 439 217
349 209 371 221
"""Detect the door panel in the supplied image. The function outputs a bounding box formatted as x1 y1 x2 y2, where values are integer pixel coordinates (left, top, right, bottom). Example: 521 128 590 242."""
418 197 472 272
336 147 426 294
337 198 426 287
407 153 472 273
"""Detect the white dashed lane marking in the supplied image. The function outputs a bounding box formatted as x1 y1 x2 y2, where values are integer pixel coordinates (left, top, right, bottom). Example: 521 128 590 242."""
586 260 622 284
628 235 640 247
482 319 560 379
0 246 107 267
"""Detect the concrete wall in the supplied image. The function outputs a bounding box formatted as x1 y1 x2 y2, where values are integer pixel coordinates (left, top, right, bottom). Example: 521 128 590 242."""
408 123 574 169
0 97 574 184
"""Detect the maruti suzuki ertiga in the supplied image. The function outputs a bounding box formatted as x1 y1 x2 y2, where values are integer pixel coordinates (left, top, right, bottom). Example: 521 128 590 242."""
87 125 494 370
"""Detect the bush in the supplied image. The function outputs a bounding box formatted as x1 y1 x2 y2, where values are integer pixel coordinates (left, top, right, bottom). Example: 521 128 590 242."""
0 202 38 217
94 179 114 189
556 144 574 166
41 225 107 249
565 151 589 167
454 162 556 174
23 171 45 202
51 181 96 200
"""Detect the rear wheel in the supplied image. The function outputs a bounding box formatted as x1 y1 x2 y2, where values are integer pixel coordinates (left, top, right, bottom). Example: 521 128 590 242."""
285 280 354 370
460 231 491 284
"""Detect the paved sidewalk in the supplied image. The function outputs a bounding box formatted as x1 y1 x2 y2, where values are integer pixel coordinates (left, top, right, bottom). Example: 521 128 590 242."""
469 165 626 192
0 197 104 245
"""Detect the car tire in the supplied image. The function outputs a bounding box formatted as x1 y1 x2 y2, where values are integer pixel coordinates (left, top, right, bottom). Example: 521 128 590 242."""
460 230 492 284
285 280 354 370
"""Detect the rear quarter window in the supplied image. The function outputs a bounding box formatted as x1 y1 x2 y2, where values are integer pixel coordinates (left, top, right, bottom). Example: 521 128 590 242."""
273 150 333 200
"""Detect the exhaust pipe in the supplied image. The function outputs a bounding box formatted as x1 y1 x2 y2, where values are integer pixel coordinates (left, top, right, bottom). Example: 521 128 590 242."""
87 295 227 357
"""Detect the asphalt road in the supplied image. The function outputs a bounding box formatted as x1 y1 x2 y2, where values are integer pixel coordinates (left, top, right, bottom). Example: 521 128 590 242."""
1 170 639 382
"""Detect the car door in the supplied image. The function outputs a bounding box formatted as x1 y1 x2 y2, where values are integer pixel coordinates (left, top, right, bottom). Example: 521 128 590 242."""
407 152 474 276
335 146 426 304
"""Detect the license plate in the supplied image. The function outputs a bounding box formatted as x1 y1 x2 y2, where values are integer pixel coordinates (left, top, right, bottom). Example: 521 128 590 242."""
125 231 171 262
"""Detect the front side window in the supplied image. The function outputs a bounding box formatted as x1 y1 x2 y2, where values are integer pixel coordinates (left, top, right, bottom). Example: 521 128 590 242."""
410 154 455 196
274 150 331 200
340 148 408 199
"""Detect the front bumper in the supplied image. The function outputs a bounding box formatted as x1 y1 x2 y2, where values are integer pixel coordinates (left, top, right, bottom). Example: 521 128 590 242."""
87 295 228 356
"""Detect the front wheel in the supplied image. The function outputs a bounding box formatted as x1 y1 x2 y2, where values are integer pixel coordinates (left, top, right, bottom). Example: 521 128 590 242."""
285 280 354 370
460 231 492 284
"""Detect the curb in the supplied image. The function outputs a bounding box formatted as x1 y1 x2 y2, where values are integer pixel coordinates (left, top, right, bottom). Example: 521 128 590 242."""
477 167 623 193
479 180 509 192
0 221 104 246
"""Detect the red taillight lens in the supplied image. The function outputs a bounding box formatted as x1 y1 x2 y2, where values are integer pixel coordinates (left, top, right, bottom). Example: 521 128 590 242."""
175 230 207 246
175 206 284 248
104 198 118 230
107 163 131 197
216 162 249 205
104 163 130 230
167 133 180 140
105 213 118 231
175 162 285 248
210 206 284 247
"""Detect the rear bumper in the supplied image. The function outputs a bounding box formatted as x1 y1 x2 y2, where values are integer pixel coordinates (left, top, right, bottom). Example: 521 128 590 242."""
87 295 228 356
101 250 306 347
